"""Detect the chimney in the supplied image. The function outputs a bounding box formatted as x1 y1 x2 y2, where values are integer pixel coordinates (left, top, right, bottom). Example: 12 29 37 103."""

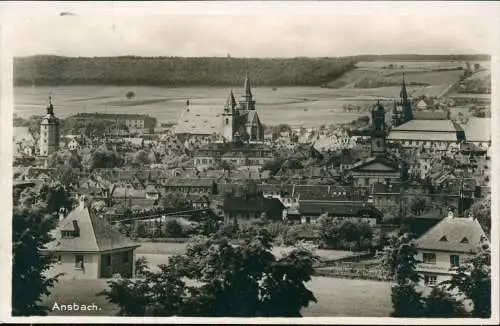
72 220 80 237
58 207 66 221
79 195 88 208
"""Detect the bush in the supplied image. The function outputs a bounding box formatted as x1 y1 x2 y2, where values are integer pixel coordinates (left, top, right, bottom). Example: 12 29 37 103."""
164 220 185 238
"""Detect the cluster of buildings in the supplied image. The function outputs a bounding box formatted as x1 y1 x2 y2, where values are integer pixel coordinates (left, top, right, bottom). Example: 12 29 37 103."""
13 70 491 287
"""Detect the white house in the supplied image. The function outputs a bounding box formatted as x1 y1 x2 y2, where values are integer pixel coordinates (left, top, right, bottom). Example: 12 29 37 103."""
43 195 141 279
414 210 488 287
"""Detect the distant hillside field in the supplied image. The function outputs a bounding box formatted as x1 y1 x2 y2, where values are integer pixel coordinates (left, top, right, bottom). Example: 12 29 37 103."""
13 56 358 87
13 54 489 87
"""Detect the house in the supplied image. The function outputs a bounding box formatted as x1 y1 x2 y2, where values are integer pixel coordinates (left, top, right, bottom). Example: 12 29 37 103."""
416 99 428 110
43 195 141 279
414 210 488 287
350 155 402 187
194 141 274 169
222 195 285 225
145 185 160 200
67 138 81 151
298 200 383 225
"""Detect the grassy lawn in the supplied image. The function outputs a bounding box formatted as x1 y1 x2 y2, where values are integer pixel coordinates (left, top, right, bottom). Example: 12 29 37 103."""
42 276 391 317
41 245 391 317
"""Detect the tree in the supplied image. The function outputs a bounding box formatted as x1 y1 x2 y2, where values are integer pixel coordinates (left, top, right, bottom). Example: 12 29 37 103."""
126 91 135 100
91 149 124 169
12 190 62 315
421 286 468 317
378 233 424 317
100 229 317 317
442 240 491 318
164 220 185 238
131 150 149 167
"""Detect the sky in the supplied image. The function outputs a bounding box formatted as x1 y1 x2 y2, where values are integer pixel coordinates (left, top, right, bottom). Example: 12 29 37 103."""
4 1 500 58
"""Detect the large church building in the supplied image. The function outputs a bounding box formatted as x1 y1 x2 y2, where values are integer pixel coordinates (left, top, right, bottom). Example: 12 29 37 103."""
222 73 264 143
194 73 272 170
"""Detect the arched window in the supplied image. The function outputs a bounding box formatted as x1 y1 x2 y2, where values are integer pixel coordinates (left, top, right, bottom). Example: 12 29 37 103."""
225 118 229 125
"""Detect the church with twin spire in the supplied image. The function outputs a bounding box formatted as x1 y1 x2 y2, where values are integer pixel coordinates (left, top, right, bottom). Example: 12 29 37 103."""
222 72 264 143
194 72 273 170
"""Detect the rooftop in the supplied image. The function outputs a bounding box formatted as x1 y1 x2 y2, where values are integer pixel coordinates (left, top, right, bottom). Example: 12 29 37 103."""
173 105 222 135
462 118 491 143
45 198 140 253
414 212 487 253
392 119 459 133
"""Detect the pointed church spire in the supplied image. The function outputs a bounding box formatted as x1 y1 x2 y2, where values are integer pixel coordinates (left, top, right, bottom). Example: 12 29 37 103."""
243 71 252 99
224 90 237 111
400 72 408 100
47 95 54 115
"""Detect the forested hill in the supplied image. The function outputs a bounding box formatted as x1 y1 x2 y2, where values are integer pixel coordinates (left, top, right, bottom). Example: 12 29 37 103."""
13 56 357 87
13 54 490 87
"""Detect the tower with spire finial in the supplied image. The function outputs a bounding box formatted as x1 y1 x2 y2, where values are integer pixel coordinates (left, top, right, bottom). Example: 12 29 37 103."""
239 71 256 111
392 72 413 127
222 90 237 142
39 95 60 157
371 100 387 155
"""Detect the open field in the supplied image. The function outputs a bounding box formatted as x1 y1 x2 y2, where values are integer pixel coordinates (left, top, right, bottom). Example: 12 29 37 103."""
13 84 441 128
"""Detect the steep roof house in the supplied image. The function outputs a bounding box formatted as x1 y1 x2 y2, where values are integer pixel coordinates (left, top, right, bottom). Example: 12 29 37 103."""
43 195 141 279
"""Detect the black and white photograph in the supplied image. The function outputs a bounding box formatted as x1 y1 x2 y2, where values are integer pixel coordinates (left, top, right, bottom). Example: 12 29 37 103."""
2 1 499 323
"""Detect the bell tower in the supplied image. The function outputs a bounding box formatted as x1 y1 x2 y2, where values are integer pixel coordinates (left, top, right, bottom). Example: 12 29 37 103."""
222 90 237 142
39 95 60 157
371 101 387 155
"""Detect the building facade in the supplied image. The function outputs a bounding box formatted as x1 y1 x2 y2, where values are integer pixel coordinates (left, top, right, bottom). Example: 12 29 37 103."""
414 210 488 287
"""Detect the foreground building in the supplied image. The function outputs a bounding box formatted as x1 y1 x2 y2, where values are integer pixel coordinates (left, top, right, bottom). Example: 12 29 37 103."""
44 195 141 279
414 210 488 287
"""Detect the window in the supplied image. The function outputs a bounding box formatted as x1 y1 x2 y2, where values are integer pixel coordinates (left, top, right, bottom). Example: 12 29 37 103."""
422 252 436 264
364 178 370 186
57 255 62 264
460 237 469 244
103 254 111 267
439 236 448 242
61 230 74 238
75 255 84 269
450 255 460 267
123 251 130 264
424 274 437 286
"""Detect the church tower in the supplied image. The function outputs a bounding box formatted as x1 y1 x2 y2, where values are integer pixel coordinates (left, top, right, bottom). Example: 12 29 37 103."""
238 72 256 111
371 101 387 155
39 96 60 157
222 90 237 142
392 73 413 126
400 73 413 122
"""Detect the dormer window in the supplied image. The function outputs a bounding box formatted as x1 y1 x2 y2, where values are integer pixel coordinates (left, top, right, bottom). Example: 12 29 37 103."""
439 236 448 242
460 237 469 244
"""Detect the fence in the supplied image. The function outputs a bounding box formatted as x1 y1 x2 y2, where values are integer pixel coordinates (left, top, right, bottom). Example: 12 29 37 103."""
315 262 393 282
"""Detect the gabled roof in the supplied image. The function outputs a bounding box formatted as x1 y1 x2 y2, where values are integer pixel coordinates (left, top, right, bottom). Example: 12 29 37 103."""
45 201 140 253
414 214 487 253
350 155 400 172
222 196 284 213
299 200 382 219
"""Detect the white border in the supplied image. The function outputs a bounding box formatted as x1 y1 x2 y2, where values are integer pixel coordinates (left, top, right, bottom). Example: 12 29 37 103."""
1 1 499 324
